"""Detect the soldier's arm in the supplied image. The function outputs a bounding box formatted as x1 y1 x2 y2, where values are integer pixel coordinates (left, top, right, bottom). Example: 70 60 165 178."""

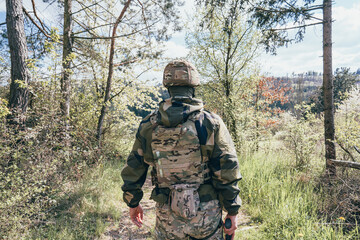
121 127 149 208
208 116 242 216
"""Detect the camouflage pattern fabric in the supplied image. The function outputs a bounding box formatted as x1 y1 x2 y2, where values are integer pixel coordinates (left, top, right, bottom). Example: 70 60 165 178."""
155 200 223 240
170 183 201 219
163 60 200 88
151 111 210 188
121 96 242 215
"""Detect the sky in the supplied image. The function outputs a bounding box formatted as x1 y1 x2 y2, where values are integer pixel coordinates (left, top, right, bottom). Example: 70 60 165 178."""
0 0 359 79
163 0 360 77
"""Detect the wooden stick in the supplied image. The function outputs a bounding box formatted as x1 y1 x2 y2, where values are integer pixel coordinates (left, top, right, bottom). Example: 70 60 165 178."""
328 159 360 170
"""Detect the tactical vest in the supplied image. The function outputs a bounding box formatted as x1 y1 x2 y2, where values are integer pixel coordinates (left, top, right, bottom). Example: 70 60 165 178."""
151 111 210 189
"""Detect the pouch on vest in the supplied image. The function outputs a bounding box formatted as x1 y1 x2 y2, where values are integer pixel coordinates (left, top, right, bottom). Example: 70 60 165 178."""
170 184 200 219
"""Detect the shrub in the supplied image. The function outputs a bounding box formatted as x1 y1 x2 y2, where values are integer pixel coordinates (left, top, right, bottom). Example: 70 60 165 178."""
280 105 322 170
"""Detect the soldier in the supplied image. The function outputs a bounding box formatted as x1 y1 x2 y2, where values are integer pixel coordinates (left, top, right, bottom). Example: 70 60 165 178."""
121 60 242 240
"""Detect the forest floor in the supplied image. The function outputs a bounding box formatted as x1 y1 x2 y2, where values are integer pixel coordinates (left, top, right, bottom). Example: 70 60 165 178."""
26 154 359 240
100 177 258 240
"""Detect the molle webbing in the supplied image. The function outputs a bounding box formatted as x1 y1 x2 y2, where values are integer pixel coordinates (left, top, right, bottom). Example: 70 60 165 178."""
151 111 210 188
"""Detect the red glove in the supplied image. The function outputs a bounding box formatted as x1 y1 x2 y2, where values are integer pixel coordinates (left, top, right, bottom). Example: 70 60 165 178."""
130 204 143 228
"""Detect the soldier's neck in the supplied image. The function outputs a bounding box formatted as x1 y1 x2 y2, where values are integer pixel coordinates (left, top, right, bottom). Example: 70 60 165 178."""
168 86 195 98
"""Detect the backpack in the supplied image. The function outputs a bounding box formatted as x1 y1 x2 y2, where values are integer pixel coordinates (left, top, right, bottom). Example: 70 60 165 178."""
151 110 210 219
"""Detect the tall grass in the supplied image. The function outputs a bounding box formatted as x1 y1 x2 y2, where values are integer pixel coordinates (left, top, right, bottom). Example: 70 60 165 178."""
31 160 124 240
28 151 359 239
237 152 359 240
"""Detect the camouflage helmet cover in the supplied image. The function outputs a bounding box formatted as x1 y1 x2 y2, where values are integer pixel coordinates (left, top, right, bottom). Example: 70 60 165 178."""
163 60 200 88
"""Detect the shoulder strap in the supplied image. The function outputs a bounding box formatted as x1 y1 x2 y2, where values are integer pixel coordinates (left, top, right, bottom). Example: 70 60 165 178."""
149 109 159 129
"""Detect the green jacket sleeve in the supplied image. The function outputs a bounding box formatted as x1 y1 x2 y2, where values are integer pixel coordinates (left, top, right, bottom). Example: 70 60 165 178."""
208 115 242 215
121 127 149 208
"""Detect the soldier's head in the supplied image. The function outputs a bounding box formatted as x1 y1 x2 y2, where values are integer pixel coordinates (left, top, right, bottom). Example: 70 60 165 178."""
163 60 200 98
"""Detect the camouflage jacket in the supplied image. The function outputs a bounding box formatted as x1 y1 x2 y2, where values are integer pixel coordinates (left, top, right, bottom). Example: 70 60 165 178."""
121 97 242 215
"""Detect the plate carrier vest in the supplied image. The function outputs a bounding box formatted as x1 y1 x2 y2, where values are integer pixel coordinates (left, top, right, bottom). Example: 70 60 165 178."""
150 110 211 189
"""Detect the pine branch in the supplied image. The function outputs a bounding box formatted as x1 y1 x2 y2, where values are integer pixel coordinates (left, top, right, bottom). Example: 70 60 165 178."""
271 21 322 31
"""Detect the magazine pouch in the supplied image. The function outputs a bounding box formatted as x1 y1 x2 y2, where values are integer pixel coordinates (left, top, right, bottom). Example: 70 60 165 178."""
170 183 200 219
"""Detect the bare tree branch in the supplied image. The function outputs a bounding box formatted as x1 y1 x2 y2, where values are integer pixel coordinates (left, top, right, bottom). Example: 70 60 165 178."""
97 0 132 143
113 58 138 67
137 0 151 39
73 18 100 38
73 22 115 35
72 2 100 15
328 159 360 170
74 0 108 22
109 64 154 103
354 146 360 155
72 20 160 40
22 7 51 39
30 0 47 31
336 137 356 162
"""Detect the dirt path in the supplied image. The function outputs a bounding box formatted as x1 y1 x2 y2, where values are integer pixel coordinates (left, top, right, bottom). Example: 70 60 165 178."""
101 177 256 240
101 177 156 240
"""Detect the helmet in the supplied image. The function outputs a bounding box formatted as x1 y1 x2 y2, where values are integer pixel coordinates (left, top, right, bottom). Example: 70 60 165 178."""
163 60 200 88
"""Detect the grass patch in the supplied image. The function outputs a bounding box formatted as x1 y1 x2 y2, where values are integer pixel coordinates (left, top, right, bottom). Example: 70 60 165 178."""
30 159 125 240
28 151 359 240
237 152 359 240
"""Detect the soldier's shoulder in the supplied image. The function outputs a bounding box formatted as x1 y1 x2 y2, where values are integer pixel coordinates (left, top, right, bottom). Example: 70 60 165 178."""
202 110 223 127
139 109 158 129
203 110 222 122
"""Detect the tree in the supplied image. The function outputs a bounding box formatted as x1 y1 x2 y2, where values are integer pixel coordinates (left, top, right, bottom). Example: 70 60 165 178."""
310 67 358 114
253 77 291 150
245 0 337 175
197 0 338 175
92 0 181 144
96 0 132 143
6 0 30 123
61 0 72 121
187 0 260 146
322 0 336 175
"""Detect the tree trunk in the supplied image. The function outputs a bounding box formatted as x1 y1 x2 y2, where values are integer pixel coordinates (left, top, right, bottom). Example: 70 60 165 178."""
61 0 72 120
96 0 132 145
6 0 30 123
255 84 259 151
323 0 336 176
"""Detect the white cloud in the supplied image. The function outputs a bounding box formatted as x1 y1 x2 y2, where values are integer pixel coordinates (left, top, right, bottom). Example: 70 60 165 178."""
163 39 189 59
136 40 190 83
260 2 360 76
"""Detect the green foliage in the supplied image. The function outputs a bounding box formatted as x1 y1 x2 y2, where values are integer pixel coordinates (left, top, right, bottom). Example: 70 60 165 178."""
335 87 360 161
186 1 261 148
237 152 359 240
0 97 10 118
0 105 107 238
30 160 124 239
310 68 359 114
1 0 359 239
280 104 322 170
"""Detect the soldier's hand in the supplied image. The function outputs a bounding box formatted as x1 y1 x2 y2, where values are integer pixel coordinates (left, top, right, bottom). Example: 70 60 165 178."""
130 204 143 228
224 214 237 239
